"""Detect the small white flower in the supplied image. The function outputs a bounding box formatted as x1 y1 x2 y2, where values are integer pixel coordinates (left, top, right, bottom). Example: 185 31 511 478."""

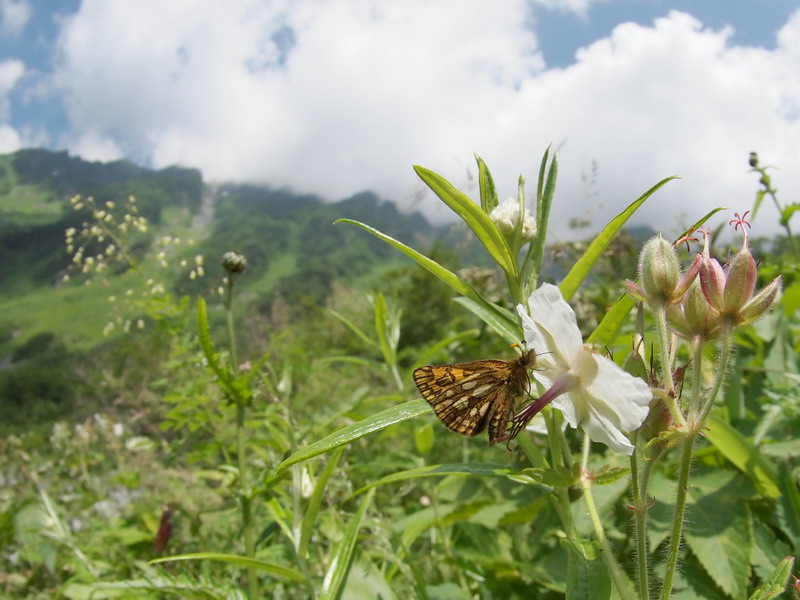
489 197 537 242
513 284 652 454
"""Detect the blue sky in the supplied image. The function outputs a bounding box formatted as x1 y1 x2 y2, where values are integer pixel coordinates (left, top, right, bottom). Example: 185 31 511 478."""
2 0 799 238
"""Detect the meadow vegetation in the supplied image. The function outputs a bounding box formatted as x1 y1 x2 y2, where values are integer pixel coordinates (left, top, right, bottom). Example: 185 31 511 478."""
0 148 798 599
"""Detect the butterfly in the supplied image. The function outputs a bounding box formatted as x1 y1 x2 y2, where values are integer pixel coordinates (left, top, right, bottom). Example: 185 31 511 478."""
413 348 536 444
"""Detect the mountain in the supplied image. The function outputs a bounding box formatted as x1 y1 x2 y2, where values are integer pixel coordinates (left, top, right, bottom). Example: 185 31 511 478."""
0 148 444 336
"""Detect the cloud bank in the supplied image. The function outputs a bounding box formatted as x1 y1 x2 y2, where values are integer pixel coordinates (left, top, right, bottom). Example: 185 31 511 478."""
11 1 800 237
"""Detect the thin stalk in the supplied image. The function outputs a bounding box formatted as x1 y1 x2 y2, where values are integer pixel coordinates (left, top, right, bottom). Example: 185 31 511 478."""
237 402 258 600
661 327 733 599
653 303 675 397
687 337 705 423
546 409 575 538
629 434 650 600
580 434 637 599
225 274 258 599
659 429 697 600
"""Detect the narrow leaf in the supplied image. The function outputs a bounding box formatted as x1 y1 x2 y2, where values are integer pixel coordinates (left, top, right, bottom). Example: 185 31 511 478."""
197 297 234 390
348 463 534 498
705 414 780 498
335 219 505 323
150 552 305 582
275 399 431 474
413 165 517 278
560 176 679 301
299 447 345 558
476 154 498 213
328 309 376 349
586 293 636 347
748 555 795 600
675 207 728 242
452 297 521 344
320 488 376 600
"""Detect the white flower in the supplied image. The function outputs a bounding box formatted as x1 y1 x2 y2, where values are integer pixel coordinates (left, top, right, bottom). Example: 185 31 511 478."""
514 283 652 454
489 198 537 242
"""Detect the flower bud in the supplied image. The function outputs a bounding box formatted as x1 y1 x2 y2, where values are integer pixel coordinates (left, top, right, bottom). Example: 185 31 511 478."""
748 152 759 168
222 251 247 274
489 198 536 243
637 235 680 303
721 246 757 315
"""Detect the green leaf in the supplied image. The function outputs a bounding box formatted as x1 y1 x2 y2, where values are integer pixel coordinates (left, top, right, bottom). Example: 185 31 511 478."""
413 165 518 279
150 552 305 582
592 466 631 486
298 447 345 559
563 539 611 600
586 293 636 347
675 207 728 242
528 148 557 288
524 466 578 488
560 176 679 301
452 297 521 345
274 399 432 474
682 480 754 599
196 297 234 391
780 202 799 227
328 308 376 349
320 488 375 600
752 189 766 219
335 219 508 325
748 555 795 600
476 154 498 214
705 414 780 498
349 463 534 498
373 293 397 367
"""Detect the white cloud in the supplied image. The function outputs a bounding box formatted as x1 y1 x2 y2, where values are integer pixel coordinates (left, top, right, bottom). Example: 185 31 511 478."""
1 0 31 36
49 2 800 240
0 58 24 151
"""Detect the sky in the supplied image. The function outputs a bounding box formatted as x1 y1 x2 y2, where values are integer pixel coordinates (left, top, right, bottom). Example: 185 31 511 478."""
1 0 799 240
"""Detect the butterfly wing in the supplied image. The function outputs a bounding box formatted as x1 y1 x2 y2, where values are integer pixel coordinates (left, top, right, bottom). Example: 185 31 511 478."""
413 360 516 437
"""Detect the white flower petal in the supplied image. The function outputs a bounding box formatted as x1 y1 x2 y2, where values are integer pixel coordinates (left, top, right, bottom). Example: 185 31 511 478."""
583 355 652 432
525 284 584 356
583 399 636 454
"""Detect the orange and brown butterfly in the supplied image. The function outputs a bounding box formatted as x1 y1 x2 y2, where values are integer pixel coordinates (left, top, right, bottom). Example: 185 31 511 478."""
413 348 536 445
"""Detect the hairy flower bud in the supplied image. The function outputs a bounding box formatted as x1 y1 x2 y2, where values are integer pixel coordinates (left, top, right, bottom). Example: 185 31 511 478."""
222 251 247 274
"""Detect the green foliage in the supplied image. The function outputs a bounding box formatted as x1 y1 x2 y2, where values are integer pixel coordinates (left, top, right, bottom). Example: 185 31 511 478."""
1 147 798 599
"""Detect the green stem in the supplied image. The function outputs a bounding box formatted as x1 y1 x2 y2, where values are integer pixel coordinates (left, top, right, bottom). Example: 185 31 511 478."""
630 434 650 600
653 302 675 397
225 274 258 598
661 326 733 599
687 337 704 423
546 409 575 538
659 429 697 600
580 434 637 599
